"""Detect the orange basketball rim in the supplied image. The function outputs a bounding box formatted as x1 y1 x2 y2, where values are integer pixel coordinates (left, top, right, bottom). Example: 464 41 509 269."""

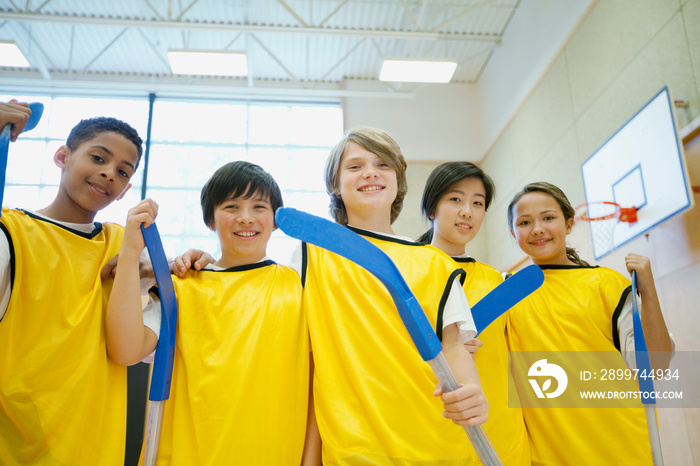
575 201 638 224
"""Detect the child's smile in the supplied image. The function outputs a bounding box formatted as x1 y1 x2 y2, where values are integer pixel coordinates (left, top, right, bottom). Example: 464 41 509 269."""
87 180 111 198
233 230 258 238
358 184 385 192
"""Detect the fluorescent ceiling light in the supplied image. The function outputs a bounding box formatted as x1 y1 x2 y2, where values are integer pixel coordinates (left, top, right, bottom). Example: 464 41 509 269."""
0 41 30 68
379 58 457 83
168 50 248 77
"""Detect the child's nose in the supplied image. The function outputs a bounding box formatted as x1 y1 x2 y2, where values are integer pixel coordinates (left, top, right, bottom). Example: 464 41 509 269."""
237 211 254 223
99 168 115 182
362 167 378 178
459 206 472 218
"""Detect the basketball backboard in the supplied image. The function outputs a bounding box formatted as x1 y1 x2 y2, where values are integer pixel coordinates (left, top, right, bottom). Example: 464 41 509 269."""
580 86 694 259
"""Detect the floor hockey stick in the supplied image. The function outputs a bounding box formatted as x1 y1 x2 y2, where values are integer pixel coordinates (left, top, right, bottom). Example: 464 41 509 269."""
141 223 178 466
0 102 45 215
275 207 503 466
472 264 543 335
631 270 664 465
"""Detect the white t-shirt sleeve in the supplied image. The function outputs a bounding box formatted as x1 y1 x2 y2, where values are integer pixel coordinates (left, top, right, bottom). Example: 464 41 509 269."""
441 277 476 343
139 248 158 295
140 293 162 364
288 242 303 276
0 232 11 321
617 293 676 369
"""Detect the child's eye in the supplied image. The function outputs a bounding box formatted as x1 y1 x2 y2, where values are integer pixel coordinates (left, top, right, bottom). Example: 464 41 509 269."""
449 197 461 203
543 215 555 221
91 155 104 163
255 204 268 210
518 220 530 226
119 170 129 178
474 201 483 206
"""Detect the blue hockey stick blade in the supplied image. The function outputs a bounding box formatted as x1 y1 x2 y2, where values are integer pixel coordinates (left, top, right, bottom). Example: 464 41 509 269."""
141 223 178 401
0 102 44 137
0 102 44 148
0 103 45 214
472 265 544 335
25 102 45 132
275 207 443 362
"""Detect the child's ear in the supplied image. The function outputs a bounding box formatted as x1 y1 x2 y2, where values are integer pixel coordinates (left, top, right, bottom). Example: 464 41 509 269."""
565 217 574 234
53 145 70 168
115 183 132 201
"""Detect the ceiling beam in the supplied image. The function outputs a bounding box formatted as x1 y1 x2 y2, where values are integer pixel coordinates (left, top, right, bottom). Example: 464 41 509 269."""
248 33 302 86
67 24 75 71
136 28 172 72
246 34 254 88
75 28 129 78
0 71 417 100
175 0 201 21
0 11 501 42
416 0 429 28
317 0 349 28
432 0 495 31
316 38 366 83
369 38 399 93
17 22 53 80
31 0 53 14
399 0 420 31
143 0 165 21
277 0 309 28
404 0 430 55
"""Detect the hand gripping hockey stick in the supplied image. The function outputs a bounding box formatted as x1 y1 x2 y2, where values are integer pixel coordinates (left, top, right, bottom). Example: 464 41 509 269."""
631 270 664 465
141 223 178 466
0 102 45 216
276 208 542 465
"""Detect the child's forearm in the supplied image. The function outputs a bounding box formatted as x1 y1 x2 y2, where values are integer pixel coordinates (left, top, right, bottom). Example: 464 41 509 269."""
625 254 672 368
106 250 157 366
438 323 488 427
639 284 673 369
442 324 481 385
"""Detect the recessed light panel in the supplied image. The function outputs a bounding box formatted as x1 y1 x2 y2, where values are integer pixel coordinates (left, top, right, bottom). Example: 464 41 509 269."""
0 41 30 68
379 59 457 83
168 50 248 77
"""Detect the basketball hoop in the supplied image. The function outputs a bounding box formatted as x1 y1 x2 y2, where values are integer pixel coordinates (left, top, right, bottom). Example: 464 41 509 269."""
574 201 638 259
